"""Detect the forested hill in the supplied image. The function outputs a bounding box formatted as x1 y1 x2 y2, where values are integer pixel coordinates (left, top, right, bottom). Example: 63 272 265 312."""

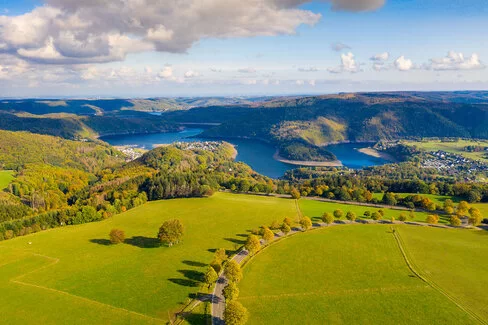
165 93 488 144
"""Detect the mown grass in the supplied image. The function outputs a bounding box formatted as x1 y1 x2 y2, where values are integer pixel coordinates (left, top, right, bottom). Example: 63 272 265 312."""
371 192 461 205
0 170 14 189
398 225 488 321
237 225 481 324
299 199 442 223
0 192 297 324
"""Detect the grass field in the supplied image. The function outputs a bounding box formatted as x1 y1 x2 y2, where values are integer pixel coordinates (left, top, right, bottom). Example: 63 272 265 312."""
371 193 460 205
0 170 14 189
402 139 488 162
299 199 442 223
0 192 297 324
237 225 485 324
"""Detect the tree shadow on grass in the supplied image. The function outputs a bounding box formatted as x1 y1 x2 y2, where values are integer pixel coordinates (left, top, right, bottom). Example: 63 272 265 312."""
124 236 161 248
235 233 248 238
168 278 199 287
178 269 204 282
223 237 246 245
89 239 111 246
182 260 207 267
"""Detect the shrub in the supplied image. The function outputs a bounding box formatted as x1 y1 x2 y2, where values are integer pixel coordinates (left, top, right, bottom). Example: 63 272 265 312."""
109 228 125 244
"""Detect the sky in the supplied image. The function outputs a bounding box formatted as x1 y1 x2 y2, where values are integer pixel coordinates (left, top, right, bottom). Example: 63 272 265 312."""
0 0 487 98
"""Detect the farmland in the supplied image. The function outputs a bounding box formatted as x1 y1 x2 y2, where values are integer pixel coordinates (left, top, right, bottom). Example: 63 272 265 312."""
237 224 486 324
0 170 14 189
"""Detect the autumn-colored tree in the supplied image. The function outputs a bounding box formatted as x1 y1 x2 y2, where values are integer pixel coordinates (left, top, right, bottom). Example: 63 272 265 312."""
363 210 371 217
245 235 261 255
262 227 275 243
290 187 301 200
214 248 228 264
333 209 343 219
269 220 281 230
109 228 125 244
280 223 291 235
409 210 415 220
322 212 334 225
300 216 312 231
224 301 249 325
223 281 240 301
390 216 395 223
468 208 483 226
371 211 382 221
283 217 293 226
398 213 407 222
426 214 439 224
158 219 184 246
224 260 243 283
449 215 462 227
345 211 357 222
204 266 218 288
457 201 470 217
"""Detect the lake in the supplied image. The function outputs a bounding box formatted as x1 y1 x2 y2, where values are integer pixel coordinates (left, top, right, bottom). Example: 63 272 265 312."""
100 129 389 178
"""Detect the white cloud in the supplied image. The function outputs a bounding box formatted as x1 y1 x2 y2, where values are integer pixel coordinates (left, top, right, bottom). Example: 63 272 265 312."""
184 70 200 78
394 56 414 71
238 67 257 73
328 52 360 73
429 51 485 71
298 66 319 72
331 42 351 52
158 66 174 80
308 80 316 86
210 67 222 72
296 80 305 85
370 52 389 62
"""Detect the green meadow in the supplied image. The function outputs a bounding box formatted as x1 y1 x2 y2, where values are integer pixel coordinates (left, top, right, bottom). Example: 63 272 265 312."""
0 170 14 189
299 199 439 223
402 139 488 163
237 225 486 324
0 192 297 324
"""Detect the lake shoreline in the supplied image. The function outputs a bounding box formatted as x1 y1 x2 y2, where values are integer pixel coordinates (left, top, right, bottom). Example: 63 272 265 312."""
273 150 343 167
357 147 397 162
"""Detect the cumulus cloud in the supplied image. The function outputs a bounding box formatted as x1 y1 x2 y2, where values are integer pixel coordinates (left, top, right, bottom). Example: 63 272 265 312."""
331 42 351 52
394 56 414 71
298 66 319 72
428 51 485 71
0 0 387 65
210 67 222 73
370 52 390 71
328 52 361 73
184 70 200 78
296 80 305 85
158 66 174 80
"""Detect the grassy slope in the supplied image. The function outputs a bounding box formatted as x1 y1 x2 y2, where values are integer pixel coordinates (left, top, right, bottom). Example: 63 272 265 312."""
0 193 297 324
0 170 14 189
237 225 476 324
299 199 442 223
402 139 488 162
398 226 488 321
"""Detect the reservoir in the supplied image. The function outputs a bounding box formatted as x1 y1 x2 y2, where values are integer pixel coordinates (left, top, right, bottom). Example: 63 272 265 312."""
101 129 389 178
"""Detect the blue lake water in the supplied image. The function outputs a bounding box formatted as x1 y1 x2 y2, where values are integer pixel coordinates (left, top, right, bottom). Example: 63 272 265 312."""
100 129 389 178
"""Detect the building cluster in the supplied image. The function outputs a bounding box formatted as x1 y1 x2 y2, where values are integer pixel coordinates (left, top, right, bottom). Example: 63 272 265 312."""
421 150 488 176
174 141 223 152
120 146 143 161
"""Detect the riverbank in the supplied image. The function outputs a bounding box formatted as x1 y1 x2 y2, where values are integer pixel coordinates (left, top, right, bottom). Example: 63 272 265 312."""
273 150 343 167
357 147 396 162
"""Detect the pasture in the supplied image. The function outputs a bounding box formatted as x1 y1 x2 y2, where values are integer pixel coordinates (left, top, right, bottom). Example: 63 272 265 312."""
401 139 488 162
299 199 438 223
237 224 485 324
0 170 14 189
0 192 297 324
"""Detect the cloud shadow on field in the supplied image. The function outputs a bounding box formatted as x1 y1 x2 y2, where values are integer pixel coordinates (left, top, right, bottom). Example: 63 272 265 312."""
89 238 111 246
124 236 161 248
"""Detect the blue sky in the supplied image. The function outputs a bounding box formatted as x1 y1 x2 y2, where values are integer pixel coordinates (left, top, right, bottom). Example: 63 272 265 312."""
0 0 487 97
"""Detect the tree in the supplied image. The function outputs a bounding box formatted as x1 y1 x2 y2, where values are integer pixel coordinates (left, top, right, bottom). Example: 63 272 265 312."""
245 235 261 255
333 209 344 219
224 260 242 283
214 248 228 264
224 301 249 325
299 216 312 231
364 210 371 217
457 201 470 216
426 214 439 224
204 266 218 288
322 212 334 225
398 213 407 222
283 217 292 226
345 211 356 222
409 210 415 220
468 208 483 226
371 211 382 221
290 187 301 200
223 281 239 301
280 223 291 234
382 192 397 206
109 228 125 244
378 209 385 216
157 219 184 246
262 227 275 243
270 220 280 230
390 216 395 223
449 215 461 227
